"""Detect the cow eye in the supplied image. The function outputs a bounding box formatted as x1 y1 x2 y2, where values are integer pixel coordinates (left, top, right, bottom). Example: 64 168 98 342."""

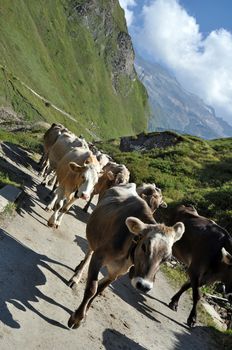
141 243 146 253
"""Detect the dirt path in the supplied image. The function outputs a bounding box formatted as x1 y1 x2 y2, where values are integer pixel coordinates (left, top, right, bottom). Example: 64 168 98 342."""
0 143 221 349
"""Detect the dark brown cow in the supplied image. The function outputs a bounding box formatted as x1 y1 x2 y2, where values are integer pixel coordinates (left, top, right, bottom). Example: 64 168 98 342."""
68 183 184 329
169 205 232 327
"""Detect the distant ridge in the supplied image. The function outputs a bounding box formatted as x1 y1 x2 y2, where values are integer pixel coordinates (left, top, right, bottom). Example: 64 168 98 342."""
135 56 232 139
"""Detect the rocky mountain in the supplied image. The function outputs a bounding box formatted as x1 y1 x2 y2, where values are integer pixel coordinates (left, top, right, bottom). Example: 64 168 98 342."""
0 0 148 139
135 56 232 139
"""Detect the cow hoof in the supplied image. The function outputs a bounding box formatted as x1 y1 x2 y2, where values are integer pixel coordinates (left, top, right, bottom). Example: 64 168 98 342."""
47 221 54 227
187 317 196 328
68 314 82 329
169 301 178 311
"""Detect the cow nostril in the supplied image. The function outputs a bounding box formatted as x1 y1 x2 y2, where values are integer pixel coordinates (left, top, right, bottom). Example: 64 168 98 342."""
136 281 150 293
81 193 89 201
136 281 142 290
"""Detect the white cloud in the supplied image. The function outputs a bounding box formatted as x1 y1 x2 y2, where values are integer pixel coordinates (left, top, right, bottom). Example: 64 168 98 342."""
135 0 232 124
119 0 136 27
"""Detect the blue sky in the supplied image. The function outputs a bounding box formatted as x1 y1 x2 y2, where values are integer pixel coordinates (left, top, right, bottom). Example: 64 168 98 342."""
119 0 232 125
180 0 232 34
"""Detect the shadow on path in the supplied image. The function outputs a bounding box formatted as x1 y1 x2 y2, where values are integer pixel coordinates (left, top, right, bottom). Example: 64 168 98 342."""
0 229 72 329
102 328 147 350
172 326 229 350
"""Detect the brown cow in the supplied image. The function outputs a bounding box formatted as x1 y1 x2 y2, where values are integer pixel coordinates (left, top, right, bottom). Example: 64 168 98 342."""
46 147 100 228
42 131 89 186
169 204 232 327
83 162 130 213
136 183 167 213
67 183 184 328
39 123 67 175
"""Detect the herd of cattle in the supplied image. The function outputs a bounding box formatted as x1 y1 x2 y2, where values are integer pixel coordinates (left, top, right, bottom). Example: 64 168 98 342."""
38 123 232 330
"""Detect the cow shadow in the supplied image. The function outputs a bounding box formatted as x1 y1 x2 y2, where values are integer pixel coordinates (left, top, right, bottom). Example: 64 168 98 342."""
1 142 39 172
172 326 230 350
16 184 52 227
109 275 188 329
0 155 35 189
0 229 72 329
67 204 91 224
102 329 147 350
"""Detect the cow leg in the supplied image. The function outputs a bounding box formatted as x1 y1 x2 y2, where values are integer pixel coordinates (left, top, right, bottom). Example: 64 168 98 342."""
45 188 58 211
47 174 57 187
169 281 191 311
85 261 131 310
68 249 93 288
84 275 115 312
47 188 64 228
41 166 53 186
82 193 94 213
68 252 103 329
55 196 76 227
187 274 201 327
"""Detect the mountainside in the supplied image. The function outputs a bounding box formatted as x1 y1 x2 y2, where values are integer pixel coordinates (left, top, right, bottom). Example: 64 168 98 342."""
0 0 148 139
135 56 232 139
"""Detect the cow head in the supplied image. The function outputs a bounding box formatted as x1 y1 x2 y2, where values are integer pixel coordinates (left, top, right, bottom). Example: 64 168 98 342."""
221 247 232 302
106 166 130 186
69 158 100 200
137 184 167 213
126 217 185 293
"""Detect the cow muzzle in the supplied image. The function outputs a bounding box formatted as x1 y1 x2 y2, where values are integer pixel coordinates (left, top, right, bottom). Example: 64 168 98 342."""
131 277 153 293
80 193 89 201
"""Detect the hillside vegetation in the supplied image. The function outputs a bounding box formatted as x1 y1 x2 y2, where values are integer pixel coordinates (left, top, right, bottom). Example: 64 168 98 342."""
99 133 232 232
0 0 148 139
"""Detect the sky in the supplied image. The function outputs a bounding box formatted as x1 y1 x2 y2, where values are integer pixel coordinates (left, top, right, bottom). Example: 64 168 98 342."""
119 0 232 125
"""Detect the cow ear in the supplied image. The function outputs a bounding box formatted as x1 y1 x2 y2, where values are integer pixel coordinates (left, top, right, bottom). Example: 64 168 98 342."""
107 170 115 181
221 247 232 265
125 217 147 235
160 201 168 208
69 162 82 173
173 222 185 242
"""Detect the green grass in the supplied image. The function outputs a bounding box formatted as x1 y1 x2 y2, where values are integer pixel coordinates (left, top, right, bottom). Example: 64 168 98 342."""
0 0 148 140
99 134 232 231
0 128 42 153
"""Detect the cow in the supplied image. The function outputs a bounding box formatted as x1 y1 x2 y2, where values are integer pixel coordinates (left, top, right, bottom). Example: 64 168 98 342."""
136 183 167 213
83 162 130 213
42 131 89 187
46 147 100 228
67 183 185 329
168 204 232 327
39 123 67 175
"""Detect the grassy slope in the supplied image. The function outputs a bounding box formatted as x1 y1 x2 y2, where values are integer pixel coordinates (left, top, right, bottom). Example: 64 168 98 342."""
0 0 148 139
99 134 232 231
